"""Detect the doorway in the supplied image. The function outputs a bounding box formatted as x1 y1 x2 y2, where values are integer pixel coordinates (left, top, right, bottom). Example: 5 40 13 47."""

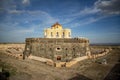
57 56 61 60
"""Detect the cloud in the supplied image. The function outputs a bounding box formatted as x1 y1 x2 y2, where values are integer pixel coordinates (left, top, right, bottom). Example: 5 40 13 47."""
7 9 58 24
59 7 101 26
70 0 120 17
61 0 120 27
0 21 36 42
27 10 59 24
1 8 58 38
79 17 101 26
79 7 100 15
8 10 25 14
95 0 120 15
70 16 105 28
22 0 30 5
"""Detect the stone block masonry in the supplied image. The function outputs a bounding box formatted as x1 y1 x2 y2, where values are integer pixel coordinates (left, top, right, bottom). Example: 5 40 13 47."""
23 38 90 62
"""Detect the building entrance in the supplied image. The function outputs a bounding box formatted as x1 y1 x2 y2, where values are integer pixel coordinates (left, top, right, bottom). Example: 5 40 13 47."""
57 56 61 60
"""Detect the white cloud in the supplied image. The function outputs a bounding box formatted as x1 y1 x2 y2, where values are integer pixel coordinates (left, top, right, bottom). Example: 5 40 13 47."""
58 3 101 25
8 10 25 14
22 0 30 5
0 9 59 41
7 9 58 25
27 10 59 24
79 7 100 15
13 27 34 33
70 17 104 28
95 0 120 15
80 17 104 26
58 7 101 27
61 0 120 27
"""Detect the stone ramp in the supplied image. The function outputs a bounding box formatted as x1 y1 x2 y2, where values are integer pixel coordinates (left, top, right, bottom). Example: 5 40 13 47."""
66 56 88 67
28 55 54 66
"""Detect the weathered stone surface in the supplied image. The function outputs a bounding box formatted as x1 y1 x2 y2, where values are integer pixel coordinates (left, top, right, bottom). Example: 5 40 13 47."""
24 38 90 62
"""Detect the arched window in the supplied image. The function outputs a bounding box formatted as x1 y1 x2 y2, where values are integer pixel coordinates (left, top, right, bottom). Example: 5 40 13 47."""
63 32 65 38
56 32 59 37
51 32 53 37
69 32 71 37
44 31 47 38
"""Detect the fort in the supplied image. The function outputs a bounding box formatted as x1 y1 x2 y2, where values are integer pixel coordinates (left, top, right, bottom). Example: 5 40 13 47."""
23 22 91 66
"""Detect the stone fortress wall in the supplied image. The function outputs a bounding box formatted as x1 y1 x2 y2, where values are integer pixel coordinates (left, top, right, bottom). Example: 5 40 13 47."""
24 38 90 62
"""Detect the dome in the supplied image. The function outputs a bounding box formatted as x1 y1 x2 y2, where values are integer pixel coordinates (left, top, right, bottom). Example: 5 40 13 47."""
51 22 63 29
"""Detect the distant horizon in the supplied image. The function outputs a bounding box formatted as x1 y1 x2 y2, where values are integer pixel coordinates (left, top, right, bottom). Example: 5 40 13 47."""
0 41 120 45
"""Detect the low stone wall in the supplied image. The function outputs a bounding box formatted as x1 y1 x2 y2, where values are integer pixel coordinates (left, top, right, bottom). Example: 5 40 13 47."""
1 45 24 59
0 44 25 50
89 49 112 59
55 48 112 67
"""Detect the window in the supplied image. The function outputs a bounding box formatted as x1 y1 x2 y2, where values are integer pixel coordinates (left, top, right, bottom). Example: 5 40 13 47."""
44 32 47 38
57 48 60 50
69 32 71 37
56 32 59 37
63 32 65 38
56 47 61 51
51 32 53 37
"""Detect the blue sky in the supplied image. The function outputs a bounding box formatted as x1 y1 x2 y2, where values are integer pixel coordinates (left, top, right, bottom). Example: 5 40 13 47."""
0 0 120 43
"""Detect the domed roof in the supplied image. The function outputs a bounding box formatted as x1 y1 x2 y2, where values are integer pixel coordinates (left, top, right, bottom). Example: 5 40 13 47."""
51 22 63 29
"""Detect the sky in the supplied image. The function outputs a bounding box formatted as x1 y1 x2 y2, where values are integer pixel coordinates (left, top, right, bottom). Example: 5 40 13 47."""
0 0 120 43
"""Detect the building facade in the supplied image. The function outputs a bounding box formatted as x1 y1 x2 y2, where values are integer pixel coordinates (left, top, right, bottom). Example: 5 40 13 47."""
44 22 71 38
